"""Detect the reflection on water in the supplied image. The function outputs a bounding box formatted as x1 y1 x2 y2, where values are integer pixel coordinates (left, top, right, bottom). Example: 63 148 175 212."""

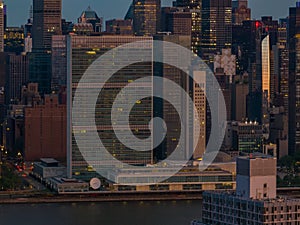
0 200 202 225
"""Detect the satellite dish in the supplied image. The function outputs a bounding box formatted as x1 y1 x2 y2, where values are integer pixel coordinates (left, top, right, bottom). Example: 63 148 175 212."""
90 178 101 190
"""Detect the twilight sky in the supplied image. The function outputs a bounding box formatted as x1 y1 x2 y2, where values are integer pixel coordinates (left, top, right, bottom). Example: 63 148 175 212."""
4 0 298 27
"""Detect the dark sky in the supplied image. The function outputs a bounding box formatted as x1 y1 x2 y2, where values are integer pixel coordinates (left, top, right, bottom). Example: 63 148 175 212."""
4 0 298 27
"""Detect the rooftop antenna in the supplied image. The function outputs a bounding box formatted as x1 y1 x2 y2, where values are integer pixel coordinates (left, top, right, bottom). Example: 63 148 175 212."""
29 5 33 19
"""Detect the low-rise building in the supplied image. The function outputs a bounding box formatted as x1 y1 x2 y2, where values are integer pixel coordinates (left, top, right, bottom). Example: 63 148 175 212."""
193 154 300 225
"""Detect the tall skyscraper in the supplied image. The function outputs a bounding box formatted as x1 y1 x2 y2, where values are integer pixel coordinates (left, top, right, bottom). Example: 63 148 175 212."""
262 35 271 103
67 36 153 181
132 0 161 36
0 1 4 52
201 0 232 64
153 34 191 160
32 0 62 50
51 35 67 91
161 7 192 36
30 0 62 94
288 2 300 155
173 0 202 55
5 53 29 105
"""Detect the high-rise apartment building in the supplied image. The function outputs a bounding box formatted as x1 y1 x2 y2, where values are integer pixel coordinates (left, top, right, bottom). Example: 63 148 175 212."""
67 36 153 181
201 0 232 64
288 2 300 155
132 0 161 36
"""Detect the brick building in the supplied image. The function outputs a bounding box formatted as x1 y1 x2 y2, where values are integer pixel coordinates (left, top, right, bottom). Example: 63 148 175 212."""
24 94 66 161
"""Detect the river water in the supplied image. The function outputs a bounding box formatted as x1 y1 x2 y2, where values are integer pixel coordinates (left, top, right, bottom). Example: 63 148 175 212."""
0 200 202 225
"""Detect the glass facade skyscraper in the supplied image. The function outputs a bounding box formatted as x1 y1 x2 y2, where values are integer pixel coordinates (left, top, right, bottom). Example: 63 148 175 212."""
30 0 62 94
67 36 153 181
132 0 161 36
288 3 300 155
201 0 232 64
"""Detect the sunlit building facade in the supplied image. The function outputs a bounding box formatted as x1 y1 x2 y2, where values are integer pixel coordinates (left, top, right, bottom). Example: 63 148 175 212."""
261 35 271 103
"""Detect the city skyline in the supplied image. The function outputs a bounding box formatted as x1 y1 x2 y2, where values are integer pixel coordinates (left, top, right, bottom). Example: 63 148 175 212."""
5 0 298 27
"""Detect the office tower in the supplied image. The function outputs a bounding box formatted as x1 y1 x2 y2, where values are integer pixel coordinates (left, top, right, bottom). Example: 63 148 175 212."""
214 68 232 121
105 19 133 35
161 8 192 36
32 0 62 50
238 20 269 124
25 5 33 38
232 81 248 121
51 35 67 91
153 34 191 160
132 0 161 36
269 107 288 158
4 27 25 54
232 0 251 25
193 71 206 159
5 53 29 105
262 35 271 103
29 51 52 94
61 19 72 35
288 2 300 155
173 0 201 55
278 18 288 47
0 52 7 123
67 36 153 181
195 155 300 225
231 121 263 153
201 0 232 64
0 1 4 52
78 6 102 33
30 0 62 94
273 43 289 112
261 16 278 48
24 94 66 161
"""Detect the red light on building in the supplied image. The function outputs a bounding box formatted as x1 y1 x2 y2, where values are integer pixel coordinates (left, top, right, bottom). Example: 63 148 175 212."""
255 21 261 29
